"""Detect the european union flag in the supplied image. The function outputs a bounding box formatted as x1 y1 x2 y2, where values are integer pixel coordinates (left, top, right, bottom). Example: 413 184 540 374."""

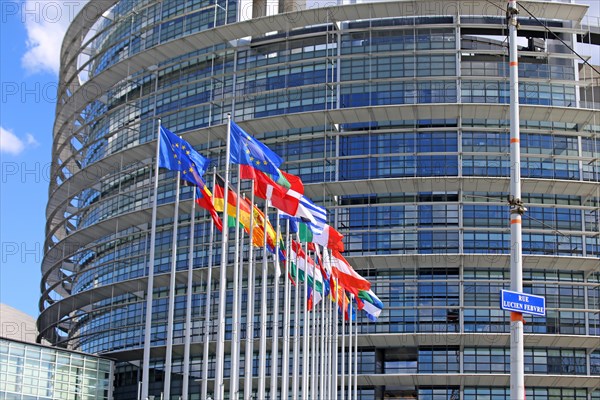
229 120 283 176
158 126 210 186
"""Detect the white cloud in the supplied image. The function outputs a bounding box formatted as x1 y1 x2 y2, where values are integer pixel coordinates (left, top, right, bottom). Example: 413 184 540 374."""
0 127 25 155
0 128 39 155
21 1 88 75
26 133 40 147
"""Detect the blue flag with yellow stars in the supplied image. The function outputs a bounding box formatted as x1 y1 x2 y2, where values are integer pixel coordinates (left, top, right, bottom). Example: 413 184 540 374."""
229 120 283 176
158 126 210 186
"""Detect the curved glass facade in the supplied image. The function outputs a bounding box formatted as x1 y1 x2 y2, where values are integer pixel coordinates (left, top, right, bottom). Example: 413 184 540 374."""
41 0 599 399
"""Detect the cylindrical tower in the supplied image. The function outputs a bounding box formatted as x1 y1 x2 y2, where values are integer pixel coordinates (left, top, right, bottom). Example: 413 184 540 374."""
40 1 600 399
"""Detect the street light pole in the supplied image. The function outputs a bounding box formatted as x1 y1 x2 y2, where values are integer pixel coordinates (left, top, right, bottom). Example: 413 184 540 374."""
507 2 526 399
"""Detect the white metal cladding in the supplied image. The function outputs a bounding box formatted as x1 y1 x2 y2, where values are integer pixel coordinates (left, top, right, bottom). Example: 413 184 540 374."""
51 0 589 183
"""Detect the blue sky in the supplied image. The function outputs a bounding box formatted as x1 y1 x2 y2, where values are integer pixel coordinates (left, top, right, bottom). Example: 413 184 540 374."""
1 1 87 317
0 1 598 319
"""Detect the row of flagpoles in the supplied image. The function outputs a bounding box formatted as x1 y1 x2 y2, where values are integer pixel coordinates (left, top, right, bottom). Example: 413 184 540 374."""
139 116 384 400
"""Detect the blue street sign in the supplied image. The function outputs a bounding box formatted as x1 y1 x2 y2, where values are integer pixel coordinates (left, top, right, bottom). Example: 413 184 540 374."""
500 290 546 316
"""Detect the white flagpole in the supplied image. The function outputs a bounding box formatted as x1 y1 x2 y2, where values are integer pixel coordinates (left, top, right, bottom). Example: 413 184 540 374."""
215 114 233 400
270 213 281 400
316 246 325 399
332 272 339 400
244 186 256 400
141 118 162 400
301 241 309 400
319 277 327 398
202 168 217 400
354 309 359 400
280 220 291 399
347 297 353 400
310 247 317 400
257 201 270 400
230 165 243 400
340 294 346 400
310 303 317 400
163 167 182 400
326 280 332 400
325 300 328 399
323 250 329 400
182 188 197 400
323 248 331 400
237 215 246 398
292 236 300 400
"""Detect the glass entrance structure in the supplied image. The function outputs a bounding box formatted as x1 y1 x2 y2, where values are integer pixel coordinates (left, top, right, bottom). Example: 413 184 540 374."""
0 337 114 399
40 0 599 398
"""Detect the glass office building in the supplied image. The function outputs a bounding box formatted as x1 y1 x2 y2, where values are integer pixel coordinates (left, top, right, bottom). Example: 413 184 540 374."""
40 0 599 398
0 337 113 399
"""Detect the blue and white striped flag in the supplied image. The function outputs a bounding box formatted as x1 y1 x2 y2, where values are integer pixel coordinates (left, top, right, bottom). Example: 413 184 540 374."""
293 195 327 235
358 289 384 322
